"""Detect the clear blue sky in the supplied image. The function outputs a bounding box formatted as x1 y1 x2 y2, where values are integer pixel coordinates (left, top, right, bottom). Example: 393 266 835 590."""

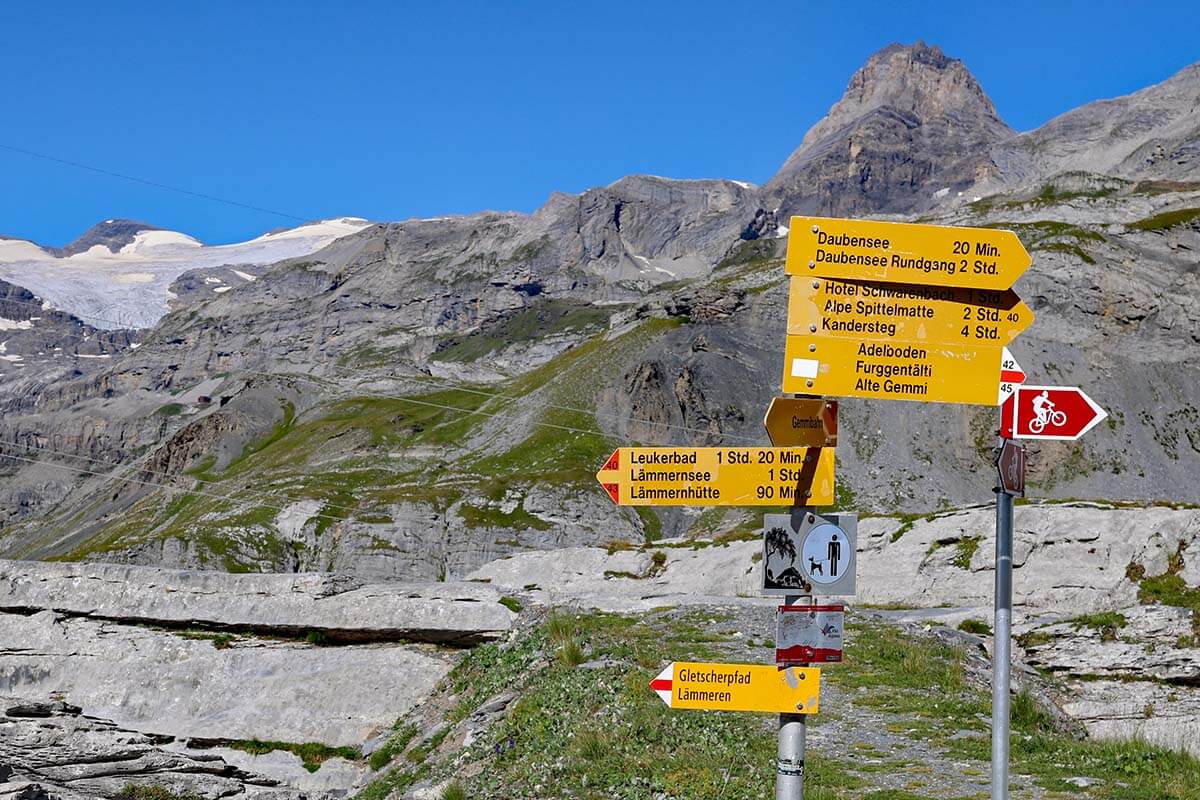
2 0 1196 246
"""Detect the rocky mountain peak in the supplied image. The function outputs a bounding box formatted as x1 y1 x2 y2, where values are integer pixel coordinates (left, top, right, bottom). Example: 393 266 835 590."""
799 42 1009 151
55 218 165 257
764 42 1013 218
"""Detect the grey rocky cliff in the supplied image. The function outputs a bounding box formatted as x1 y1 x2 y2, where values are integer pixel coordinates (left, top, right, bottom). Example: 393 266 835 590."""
984 62 1200 193
764 42 1013 218
0 278 138 384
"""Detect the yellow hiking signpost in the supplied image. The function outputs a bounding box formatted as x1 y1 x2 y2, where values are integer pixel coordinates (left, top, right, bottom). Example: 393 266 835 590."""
787 277 1034 346
784 216 1032 292
781 334 1003 405
595 446 835 506
594 213 1049 799
651 662 821 714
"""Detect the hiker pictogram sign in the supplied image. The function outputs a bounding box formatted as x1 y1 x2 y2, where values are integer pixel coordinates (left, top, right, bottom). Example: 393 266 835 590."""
762 512 857 596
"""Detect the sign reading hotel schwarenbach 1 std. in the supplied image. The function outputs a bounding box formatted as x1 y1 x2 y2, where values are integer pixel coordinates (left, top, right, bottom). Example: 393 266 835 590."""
650 662 821 714
595 446 835 506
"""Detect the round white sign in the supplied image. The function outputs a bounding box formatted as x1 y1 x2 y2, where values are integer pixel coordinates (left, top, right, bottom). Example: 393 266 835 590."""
800 522 851 585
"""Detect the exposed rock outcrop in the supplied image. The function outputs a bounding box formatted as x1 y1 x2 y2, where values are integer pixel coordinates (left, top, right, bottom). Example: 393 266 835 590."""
0 559 514 644
0 697 293 799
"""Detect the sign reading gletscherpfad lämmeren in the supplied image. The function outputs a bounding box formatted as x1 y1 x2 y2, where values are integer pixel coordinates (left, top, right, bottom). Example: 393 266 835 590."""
788 277 1034 346
651 661 821 713
785 216 1031 292
595 447 835 506
782 334 1003 405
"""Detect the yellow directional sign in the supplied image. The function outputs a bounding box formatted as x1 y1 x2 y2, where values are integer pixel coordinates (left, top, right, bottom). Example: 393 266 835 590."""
651 661 821 714
782 334 1002 405
763 397 838 448
595 446 835 506
785 216 1031 291
788 277 1034 346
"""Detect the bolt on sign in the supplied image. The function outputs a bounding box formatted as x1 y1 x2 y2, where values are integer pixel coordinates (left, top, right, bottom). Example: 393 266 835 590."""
776 605 844 665
763 397 838 448
762 512 857 596
784 216 1031 292
595 446 835 506
787 278 1034 346
650 662 821 714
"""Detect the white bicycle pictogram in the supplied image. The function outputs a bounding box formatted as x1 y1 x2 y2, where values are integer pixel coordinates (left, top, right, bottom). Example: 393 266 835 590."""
1030 409 1067 433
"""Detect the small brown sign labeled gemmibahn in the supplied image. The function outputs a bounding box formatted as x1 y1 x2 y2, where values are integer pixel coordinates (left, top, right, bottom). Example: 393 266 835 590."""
763 397 838 448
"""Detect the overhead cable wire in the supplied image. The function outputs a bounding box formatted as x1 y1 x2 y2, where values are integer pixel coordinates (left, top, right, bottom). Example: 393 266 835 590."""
0 142 310 223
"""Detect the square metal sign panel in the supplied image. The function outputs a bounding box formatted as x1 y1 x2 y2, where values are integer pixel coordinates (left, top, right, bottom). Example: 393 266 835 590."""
776 604 845 665
762 512 857 596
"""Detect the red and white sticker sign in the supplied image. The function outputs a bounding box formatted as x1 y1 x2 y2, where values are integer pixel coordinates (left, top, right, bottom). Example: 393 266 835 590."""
1005 385 1107 441
997 346 1026 406
776 604 844 665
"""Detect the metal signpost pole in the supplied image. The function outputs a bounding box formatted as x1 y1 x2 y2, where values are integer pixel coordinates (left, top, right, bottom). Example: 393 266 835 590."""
777 592 808 800
991 470 1015 799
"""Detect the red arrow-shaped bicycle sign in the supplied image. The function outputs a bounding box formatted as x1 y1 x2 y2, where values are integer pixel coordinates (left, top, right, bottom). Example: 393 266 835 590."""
1005 385 1108 441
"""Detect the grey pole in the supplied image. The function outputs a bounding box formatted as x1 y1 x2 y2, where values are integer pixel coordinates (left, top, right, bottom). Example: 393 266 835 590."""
777 593 808 800
991 483 1014 799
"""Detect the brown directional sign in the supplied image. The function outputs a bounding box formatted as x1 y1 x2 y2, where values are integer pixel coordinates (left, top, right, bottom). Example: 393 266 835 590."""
787 277 1034 346
996 439 1026 496
785 216 1032 291
764 398 838 448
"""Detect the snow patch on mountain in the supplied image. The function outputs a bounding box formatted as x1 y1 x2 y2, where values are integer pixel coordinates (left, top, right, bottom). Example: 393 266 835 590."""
0 217 370 329
0 318 34 331
119 230 203 254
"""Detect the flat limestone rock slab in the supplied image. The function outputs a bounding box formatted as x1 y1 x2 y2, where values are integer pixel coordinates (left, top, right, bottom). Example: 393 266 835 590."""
0 559 514 644
0 611 451 747
469 504 1200 617
0 696 295 799
1061 679 1200 758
